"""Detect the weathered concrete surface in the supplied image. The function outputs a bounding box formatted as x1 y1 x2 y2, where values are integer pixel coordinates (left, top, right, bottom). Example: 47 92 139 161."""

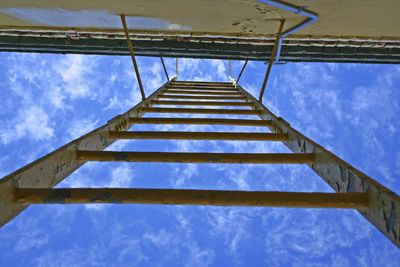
0 0 399 39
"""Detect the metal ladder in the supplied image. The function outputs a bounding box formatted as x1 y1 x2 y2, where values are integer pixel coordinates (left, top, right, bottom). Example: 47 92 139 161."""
0 79 399 247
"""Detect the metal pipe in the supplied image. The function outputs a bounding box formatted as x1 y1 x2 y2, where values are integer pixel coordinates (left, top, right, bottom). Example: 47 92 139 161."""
172 81 232 85
229 60 232 79
162 90 241 95
15 188 370 209
257 0 318 63
120 15 146 100
160 56 169 81
236 60 248 83
167 87 238 92
259 19 285 103
169 85 236 90
157 95 247 100
151 100 253 106
170 84 235 87
176 58 178 78
142 107 261 115
76 151 315 164
108 131 289 141
169 84 236 88
128 118 272 126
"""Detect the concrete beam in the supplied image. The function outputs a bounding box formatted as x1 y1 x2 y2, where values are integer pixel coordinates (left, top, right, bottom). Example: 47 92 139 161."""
0 34 399 63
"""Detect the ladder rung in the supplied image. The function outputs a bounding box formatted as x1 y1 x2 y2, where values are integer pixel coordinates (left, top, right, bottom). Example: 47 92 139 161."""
129 118 272 126
162 90 241 95
174 80 231 82
167 86 238 91
173 81 233 86
173 81 232 84
15 188 370 209
109 131 288 141
142 107 261 115
77 151 315 164
151 100 253 106
158 95 247 100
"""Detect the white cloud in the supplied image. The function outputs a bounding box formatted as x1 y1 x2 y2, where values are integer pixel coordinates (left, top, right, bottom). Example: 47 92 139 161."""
109 164 134 187
1 53 400 265
34 246 98 267
143 228 174 248
1 106 54 144
185 243 215 267
47 85 67 110
53 54 96 99
17 106 54 139
146 61 163 91
9 215 49 252
14 228 49 252
66 117 99 140
345 69 400 163
104 95 119 110
211 59 228 80
106 140 130 151
172 164 199 187
177 58 231 82
205 206 255 259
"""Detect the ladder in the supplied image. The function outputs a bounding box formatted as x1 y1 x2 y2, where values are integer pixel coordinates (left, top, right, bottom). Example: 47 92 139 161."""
0 78 399 248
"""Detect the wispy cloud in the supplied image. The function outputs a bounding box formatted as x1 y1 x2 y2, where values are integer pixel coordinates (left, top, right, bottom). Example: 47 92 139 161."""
1 53 400 266
1 106 54 144
66 116 99 141
13 217 49 252
53 54 97 99
109 164 134 187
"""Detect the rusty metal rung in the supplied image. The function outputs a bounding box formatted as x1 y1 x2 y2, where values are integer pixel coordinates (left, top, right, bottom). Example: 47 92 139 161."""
77 151 315 164
151 100 253 107
173 80 232 83
108 131 288 141
142 107 261 115
167 86 238 91
2 78 399 248
158 95 247 100
15 188 370 209
162 90 241 95
173 81 233 85
128 118 272 126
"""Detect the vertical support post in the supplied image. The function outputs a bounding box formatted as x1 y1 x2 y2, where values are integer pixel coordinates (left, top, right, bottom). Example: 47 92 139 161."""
160 56 169 81
176 58 178 79
236 60 248 83
229 60 232 80
258 19 285 103
121 15 146 101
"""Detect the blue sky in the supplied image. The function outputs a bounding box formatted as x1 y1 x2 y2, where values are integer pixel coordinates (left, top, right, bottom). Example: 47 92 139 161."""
0 53 399 266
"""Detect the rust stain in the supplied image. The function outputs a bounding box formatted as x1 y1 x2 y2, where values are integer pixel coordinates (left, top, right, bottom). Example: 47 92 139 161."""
90 192 122 204
44 189 71 204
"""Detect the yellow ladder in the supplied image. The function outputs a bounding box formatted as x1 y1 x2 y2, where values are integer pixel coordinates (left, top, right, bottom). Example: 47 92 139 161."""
0 79 399 248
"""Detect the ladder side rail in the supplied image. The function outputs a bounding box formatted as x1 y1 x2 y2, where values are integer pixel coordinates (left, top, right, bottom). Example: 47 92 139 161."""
235 82 400 248
0 78 174 227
